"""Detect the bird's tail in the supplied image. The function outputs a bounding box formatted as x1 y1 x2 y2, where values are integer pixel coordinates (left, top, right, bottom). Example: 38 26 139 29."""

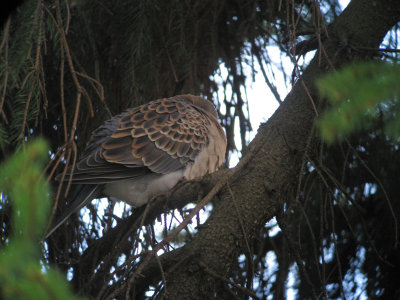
44 184 102 239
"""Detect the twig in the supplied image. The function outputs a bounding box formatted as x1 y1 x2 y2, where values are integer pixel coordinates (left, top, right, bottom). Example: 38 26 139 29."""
227 182 254 287
253 45 283 105
277 215 319 300
0 18 11 121
358 46 400 53
56 0 69 143
44 5 87 142
346 140 398 248
328 193 347 300
199 262 261 300
43 145 66 181
20 0 44 145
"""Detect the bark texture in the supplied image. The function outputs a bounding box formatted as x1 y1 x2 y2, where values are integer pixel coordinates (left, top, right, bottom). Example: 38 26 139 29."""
158 0 400 298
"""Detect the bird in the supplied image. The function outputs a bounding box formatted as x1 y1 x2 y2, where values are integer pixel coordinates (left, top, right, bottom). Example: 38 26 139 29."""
45 94 226 238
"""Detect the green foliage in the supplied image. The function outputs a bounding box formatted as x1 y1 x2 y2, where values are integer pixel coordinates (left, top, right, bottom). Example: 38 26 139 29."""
317 61 400 143
0 123 10 150
0 0 49 145
0 139 86 300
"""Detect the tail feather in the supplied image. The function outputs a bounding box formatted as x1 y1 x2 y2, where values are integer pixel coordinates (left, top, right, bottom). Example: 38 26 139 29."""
44 184 102 239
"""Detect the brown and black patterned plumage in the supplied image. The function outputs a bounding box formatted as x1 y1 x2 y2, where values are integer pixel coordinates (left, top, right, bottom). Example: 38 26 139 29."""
45 95 226 238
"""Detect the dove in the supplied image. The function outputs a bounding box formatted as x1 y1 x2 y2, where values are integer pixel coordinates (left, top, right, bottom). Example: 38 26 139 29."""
45 95 226 238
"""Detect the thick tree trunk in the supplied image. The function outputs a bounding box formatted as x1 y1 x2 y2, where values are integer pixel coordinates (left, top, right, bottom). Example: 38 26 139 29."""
161 0 400 298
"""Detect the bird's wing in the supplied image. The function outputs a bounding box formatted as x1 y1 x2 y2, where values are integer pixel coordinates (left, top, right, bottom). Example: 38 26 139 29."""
57 95 213 184
47 95 225 239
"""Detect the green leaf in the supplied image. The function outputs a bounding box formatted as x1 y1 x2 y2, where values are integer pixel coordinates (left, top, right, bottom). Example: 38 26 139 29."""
317 61 400 143
0 139 88 300
0 139 50 240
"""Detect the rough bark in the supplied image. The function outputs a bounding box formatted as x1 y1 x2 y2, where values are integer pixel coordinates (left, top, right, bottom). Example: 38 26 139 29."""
157 0 400 298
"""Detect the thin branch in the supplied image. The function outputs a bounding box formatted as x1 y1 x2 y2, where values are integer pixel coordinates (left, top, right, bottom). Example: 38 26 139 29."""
227 182 254 288
253 44 283 105
0 18 11 123
199 262 261 300
347 140 398 248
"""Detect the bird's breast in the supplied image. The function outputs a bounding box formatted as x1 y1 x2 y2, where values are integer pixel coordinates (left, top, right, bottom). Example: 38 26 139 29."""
103 170 185 207
184 121 226 180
